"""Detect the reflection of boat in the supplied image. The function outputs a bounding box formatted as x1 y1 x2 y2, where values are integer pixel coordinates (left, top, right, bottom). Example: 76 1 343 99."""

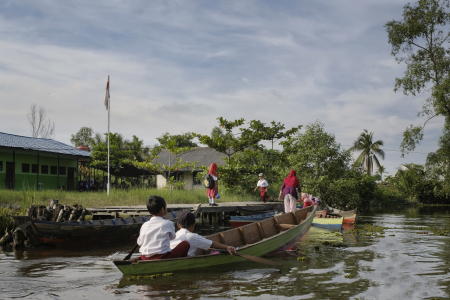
12 211 182 247
113 205 317 275
229 211 278 228
312 212 343 230
325 207 359 224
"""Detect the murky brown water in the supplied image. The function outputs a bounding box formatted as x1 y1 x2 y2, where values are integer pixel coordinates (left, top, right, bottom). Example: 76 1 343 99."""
1 206 450 299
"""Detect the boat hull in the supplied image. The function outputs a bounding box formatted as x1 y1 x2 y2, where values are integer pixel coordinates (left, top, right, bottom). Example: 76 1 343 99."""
326 207 359 224
312 216 344 230
12 212 181 247
114 206 317 275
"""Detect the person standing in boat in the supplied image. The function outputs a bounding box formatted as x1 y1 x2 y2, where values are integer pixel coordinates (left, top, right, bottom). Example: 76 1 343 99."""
254 173 269 203
206 163 219 206
278 170 302 213
170 211 236 256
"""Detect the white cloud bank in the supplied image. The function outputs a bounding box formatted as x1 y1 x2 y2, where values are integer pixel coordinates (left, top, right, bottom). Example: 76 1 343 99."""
0 0 443 176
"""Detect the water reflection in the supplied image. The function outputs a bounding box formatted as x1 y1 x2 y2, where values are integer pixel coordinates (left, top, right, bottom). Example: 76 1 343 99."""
1 207 450 299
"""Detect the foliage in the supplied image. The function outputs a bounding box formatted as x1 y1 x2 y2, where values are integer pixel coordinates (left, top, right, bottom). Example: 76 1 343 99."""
385 0 450 154
377 165 387 180
70 127 94 150
247 120 302 150
127 135 150 162
156 132 198 148
349 129 385 175
426 121 450 183
282 121 352 180
90 133 134 171
155 133 198 191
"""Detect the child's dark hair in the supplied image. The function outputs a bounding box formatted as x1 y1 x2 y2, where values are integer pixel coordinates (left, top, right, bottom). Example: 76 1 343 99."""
146 195 166 215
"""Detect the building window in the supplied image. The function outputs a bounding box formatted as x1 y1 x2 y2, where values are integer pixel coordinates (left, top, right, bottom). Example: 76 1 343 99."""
50 166 57 175
193 171 201 185
59 167 66 175
22 163 30 173
32 164 38 173
0 161 2 171
41 165 48 174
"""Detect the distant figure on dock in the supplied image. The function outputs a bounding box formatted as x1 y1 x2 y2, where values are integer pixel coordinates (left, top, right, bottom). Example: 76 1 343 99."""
138 195 190 260
206 163 219 206
279 170 302 213
170 211 236 256
254 173 269 203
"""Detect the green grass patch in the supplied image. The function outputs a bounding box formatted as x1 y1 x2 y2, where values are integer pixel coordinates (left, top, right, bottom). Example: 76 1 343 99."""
0 187 255 208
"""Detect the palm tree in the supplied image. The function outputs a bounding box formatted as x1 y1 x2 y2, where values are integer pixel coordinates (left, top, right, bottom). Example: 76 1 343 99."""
377 165 386 180
349 129 385 175
127 135 150 162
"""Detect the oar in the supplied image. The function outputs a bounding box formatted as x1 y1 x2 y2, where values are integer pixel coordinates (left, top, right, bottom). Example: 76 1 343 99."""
232 253 282 267
123 244 139 260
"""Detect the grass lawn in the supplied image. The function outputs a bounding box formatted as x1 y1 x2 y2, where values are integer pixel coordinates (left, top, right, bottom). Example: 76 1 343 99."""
0 187 257 208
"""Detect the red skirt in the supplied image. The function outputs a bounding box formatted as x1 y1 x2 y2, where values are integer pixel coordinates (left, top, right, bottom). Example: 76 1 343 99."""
260 187 269 200
207 187 216 198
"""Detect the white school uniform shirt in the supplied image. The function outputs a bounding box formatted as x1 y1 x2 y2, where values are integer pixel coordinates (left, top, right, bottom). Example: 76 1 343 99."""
257 179 268 188
137 216 176 257
170 228 213 257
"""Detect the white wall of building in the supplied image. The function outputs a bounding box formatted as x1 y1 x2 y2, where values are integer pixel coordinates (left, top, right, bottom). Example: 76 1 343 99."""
156 172 203 190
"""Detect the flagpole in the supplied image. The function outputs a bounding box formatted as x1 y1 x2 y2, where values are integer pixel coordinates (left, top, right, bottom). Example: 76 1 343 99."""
107 75 110 197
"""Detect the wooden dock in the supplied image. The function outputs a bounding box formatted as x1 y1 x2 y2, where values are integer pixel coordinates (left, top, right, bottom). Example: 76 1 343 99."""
86 201 284 225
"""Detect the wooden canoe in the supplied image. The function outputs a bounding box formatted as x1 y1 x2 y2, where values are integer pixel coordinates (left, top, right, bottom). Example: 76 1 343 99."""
312 211 343 230
325 206 359 224
229 211 278 228
113 205 317 275
12 210 182 247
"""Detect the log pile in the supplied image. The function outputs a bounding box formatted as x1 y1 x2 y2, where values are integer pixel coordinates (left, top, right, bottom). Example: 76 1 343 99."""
26 200 87 222
0 199 89 248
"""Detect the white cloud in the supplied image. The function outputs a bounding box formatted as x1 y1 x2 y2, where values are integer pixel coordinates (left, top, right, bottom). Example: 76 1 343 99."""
0 0 442 176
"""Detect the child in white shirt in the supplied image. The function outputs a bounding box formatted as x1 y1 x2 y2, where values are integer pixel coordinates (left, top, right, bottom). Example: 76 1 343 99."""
138 195 190 260
170 211 236 257
254 173 269 203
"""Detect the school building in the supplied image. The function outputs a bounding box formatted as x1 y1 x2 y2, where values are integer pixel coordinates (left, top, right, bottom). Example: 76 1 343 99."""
153 147 227 190
0 132 91 191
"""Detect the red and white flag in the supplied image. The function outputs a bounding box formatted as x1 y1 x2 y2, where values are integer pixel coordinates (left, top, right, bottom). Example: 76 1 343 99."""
104 77 110 110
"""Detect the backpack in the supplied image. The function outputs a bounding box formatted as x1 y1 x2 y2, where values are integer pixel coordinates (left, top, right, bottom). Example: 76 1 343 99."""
204 174 215 188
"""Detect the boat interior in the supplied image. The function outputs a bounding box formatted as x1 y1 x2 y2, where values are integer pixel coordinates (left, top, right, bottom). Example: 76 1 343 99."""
195 206 313 255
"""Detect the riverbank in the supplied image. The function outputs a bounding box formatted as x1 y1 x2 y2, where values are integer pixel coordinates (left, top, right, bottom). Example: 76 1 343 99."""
0 188 257 233
0 188 256 207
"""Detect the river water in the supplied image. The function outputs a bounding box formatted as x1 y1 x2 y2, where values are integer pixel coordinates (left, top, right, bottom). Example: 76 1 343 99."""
1 206 450 300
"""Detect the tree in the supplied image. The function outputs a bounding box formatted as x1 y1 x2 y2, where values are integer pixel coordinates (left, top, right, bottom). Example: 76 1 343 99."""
90 133 133 172
247 120 302 150
27 104 55 139
426 122 450 183
156 134 197 191
70 127 94 150
385 0 450 154
281 121 377 209
211 126 225 138
195 117 260 163
157 132 198 148
377 165 387 180
282 121 352 181
349 129 385 176
127 135 150 162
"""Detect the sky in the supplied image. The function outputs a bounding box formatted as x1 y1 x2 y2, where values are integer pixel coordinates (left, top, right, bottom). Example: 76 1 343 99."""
0 0 445 177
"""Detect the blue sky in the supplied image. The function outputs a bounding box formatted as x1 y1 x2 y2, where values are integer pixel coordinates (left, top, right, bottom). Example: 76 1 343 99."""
0 0 444 176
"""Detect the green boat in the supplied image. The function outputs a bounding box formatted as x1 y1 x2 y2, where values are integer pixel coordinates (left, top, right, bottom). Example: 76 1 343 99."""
113 205 317 275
